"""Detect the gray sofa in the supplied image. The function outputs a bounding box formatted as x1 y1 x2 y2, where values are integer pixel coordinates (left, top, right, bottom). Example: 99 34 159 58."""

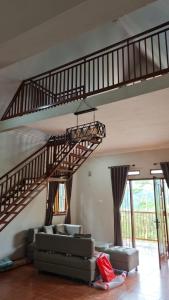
26 224 82 261
34 233 97 283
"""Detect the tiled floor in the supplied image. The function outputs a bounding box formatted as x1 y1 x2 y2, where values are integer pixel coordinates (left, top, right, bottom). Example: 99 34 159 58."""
0 244 169 300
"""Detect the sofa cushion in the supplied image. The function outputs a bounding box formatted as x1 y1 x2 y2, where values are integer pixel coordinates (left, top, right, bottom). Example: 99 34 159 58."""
35 251 96 271
43 226 54 234
65 224 82 235
55 224 66 234
74 233 91 238
35 233 94 258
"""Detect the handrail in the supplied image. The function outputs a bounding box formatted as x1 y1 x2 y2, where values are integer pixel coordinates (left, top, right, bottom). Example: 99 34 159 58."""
2 21 169 120
0 142 48 181
0 133 70 181
0 134 70 214
26 21 169 81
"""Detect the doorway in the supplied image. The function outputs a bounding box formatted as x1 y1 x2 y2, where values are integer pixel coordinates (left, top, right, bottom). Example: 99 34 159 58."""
121 179 169 269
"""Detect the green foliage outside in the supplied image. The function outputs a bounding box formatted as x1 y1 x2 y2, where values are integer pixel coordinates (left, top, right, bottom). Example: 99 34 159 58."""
121 180 157 241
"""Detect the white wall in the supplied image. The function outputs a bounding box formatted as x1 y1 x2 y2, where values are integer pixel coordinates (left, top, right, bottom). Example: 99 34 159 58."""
74 148 169 243
0 187 47 260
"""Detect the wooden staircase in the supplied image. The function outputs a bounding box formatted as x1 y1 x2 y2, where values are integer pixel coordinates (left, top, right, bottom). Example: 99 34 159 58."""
0 121 105 231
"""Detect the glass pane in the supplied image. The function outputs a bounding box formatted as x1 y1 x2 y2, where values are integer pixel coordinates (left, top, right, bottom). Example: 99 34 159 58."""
132 180 157 242
121 181 132 247
164 180 169 242
154 179 167 257
59 183 66 212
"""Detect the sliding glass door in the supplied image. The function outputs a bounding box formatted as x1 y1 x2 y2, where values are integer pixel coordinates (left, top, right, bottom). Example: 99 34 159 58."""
121 178 169 268
153 178 168 267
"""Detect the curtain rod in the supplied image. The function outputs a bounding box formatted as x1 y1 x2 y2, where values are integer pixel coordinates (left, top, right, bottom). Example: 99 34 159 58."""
108 164 131 169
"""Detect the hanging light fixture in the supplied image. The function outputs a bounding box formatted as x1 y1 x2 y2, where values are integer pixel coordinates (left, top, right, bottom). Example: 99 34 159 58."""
66 99 106 143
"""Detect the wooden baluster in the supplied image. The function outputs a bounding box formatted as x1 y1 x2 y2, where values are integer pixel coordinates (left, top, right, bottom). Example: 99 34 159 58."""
138 41 142 78
71 68 74 95
165 31 169 68
67 68 70 100
127 41 131 81
158 33 162 70
59 71 62 98
117 50 120 84
151 36 155 74
122 46 125 82
51 74 55 104
112 51 114 86
107 54 109 87
0 182 3 212
93 59 95 92
144 38 148 75
97 57 100 90
63 69 66 99
55 73 58 102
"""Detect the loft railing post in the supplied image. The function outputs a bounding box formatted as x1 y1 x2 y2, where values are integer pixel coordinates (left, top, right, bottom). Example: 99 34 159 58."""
46 144 50 176
84 58 86 97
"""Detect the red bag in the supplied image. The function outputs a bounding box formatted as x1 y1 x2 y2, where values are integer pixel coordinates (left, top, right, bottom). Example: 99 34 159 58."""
96 253 116 282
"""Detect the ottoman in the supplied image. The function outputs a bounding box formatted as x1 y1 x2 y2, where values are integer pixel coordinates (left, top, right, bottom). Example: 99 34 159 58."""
103 246 139 272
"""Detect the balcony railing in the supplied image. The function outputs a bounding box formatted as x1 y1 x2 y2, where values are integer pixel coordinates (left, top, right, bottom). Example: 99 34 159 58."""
121 210 159 241
2 21 169 120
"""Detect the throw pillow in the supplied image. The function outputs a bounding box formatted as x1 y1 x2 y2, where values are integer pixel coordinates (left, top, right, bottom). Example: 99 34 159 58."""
55 224 65 234
42 225 54 234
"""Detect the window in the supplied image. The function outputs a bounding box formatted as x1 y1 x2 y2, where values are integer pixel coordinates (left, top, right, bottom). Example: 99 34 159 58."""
53 183 67 215
150 169 163 175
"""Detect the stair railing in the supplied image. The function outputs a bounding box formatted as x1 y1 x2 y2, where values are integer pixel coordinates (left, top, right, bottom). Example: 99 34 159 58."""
2 21 169 120
0 133 75 214
0 144 48 214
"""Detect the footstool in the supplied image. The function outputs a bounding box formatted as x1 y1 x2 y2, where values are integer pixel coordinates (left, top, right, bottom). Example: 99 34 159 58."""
103 246 139 273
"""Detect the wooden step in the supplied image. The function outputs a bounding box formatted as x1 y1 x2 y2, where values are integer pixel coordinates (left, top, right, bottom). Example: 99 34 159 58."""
69 153 84 159
76 144 92 151
61 160 79 166
56 167 73 173
0 221 8 224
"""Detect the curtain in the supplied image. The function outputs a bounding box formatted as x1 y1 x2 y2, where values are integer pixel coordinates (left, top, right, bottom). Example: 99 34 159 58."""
45 182 59 226
110 165 129 246
65 177 73 224
160 162 169 188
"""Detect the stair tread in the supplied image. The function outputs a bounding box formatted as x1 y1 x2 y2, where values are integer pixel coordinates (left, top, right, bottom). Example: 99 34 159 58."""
76 144 92 151
69 153 85 159
61 161 79 166
56 167 73 173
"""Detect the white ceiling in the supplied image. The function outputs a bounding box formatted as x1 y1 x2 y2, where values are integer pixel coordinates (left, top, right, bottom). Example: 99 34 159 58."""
0 0 86 44
27 87 169 155
0 0 154 68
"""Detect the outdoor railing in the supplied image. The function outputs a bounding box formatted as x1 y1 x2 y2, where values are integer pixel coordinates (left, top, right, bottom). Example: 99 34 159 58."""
121 210 159 241
2 21 169 120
